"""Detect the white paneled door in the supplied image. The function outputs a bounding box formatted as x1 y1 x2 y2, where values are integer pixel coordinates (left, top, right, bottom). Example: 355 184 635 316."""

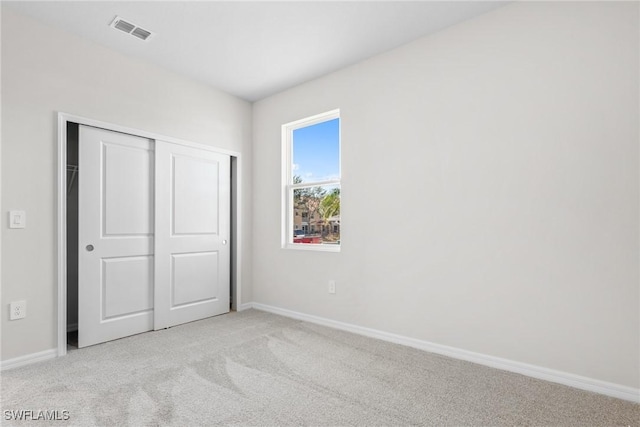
78 126 155 348
154 141 230 329
78 127 230 348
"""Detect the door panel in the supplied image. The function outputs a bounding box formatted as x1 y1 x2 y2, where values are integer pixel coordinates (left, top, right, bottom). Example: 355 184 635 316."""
102 256 153 318
172 252 219 306
173 156 219 235
103 143 153 236
155 141 230 330
78 126 154 348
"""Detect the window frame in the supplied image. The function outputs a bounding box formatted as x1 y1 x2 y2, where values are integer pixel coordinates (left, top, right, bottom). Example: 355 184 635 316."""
281 109 341 252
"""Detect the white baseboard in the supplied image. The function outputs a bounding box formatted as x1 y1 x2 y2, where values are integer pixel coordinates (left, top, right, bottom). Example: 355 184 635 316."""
0 349 58 371
237 302 255 312
251 302 640 403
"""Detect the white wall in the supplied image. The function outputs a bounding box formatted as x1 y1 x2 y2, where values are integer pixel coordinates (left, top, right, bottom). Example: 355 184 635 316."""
252 1 639 389
1 7 253 361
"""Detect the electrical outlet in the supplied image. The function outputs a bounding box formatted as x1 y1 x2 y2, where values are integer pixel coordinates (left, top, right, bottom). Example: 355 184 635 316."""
10 300 26 320
328 280 336 294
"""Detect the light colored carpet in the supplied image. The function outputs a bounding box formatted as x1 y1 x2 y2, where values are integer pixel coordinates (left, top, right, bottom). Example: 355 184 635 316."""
1 309 638 426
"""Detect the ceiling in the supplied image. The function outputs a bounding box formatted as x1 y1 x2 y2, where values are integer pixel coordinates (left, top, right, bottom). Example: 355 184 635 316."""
5 1 507 102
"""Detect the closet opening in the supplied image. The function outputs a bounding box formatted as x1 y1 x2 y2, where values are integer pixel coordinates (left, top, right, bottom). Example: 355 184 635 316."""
61 117 241 353
66 122 79 350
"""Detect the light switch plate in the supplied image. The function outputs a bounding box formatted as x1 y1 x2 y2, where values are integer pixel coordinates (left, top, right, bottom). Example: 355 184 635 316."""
9 211 26 229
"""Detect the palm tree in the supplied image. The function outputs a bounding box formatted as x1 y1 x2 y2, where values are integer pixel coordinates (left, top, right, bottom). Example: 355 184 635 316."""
318 188 340 240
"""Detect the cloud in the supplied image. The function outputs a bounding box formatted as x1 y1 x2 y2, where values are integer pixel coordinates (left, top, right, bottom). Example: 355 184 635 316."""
292 163 300 171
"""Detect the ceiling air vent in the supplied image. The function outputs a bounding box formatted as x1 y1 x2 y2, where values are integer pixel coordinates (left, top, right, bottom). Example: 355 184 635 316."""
110 16 153 41
131 27 152 41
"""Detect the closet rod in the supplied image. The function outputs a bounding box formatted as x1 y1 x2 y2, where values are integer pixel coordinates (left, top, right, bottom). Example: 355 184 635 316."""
67 165 78 194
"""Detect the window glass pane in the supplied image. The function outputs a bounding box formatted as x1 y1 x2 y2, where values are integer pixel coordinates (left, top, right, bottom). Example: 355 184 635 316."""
292 118 339 183
293 185 340 245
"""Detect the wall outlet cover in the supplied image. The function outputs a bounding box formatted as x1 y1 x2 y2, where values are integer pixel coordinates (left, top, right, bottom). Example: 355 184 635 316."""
10 300 27 320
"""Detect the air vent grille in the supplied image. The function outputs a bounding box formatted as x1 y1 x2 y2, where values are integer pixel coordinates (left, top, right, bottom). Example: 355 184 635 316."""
114 19 135 33
131 27 152 41
110 16 153 42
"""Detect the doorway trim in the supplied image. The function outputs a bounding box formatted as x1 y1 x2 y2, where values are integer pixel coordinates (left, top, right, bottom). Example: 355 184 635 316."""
56 112 244 357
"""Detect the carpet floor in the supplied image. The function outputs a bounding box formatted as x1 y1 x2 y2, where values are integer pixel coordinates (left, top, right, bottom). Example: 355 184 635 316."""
1 309 638 426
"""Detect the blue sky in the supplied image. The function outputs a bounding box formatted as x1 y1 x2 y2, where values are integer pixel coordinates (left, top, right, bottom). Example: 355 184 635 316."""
293 118 340 183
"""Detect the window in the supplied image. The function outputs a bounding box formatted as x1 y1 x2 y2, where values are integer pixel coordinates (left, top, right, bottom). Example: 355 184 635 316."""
282 109 340 251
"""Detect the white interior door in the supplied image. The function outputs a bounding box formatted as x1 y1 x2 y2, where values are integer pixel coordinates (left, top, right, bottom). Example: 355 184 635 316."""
154 140 230 330
78 126 154 348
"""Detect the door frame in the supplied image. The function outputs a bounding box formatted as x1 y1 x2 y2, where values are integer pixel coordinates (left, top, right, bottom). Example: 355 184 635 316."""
56 112 244 357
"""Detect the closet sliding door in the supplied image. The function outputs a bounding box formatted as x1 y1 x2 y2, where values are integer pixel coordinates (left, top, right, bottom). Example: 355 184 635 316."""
78 126 155 348
154 140 230 330
77 126 230 348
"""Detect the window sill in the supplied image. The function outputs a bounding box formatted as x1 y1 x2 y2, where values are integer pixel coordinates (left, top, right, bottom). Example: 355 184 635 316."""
283 243 341 253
